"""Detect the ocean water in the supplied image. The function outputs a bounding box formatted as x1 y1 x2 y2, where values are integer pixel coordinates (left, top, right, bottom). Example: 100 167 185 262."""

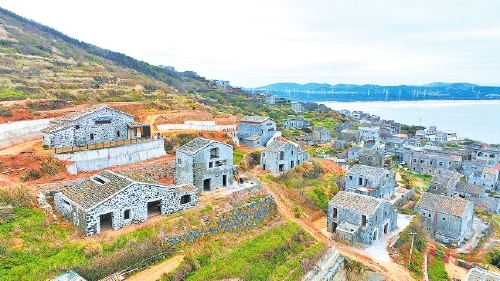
323 100 500 144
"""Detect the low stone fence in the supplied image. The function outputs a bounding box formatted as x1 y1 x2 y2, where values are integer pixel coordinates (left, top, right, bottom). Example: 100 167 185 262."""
167 195 277 246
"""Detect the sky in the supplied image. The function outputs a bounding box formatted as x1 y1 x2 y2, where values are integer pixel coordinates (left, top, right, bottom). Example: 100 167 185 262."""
1 1 499 88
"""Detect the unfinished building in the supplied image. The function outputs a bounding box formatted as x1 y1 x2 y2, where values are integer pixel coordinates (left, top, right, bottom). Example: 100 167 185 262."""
237 116 277 147
260 138 308 174
344 164 396 199
54 170 198 235
175 138 233 192
327 191 397 244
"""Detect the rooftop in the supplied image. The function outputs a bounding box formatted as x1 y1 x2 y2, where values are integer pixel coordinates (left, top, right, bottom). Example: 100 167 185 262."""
415 192 472 218
348 164 391 178
42 122 71 134
177 138 229 155
466 268 500 281
455 182 484 196
60 170 134 210
329 191 382 214
174 184 198 194
430 171 460 185
240 116 271 123
263 140 287 153
483 167 498 175
55 105 132 122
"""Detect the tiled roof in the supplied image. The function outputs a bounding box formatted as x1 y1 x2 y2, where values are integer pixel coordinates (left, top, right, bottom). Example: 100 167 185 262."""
430 171 460 185
177 138 227 155
386 137 406 144
127 122 149 128
329 191 382 214
341 129 358 134
245 136 261 141
41 122 71 133
240 116 271 123
349 146 362 153
315 127 330 133
359 149 378 156
263 140 287 152
55 105 132 122
60 170 134 210
466 268 500 281
348 164 390 178
415 192 471 218
450 155 462 162
455 182 484 196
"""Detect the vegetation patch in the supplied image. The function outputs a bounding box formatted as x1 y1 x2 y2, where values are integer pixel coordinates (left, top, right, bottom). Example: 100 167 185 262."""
427 247 449 281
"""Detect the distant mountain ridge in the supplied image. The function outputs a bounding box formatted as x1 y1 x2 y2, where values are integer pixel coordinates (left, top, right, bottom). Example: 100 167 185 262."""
250 82 500 102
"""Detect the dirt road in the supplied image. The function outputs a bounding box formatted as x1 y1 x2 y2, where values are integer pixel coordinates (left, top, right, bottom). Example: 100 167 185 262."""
264 183 415 281
125 255 184 281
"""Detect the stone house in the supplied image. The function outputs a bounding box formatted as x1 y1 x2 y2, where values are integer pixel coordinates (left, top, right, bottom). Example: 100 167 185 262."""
54 170 198 235
384 137 406 151
282 116 310 129
175 138 233 192
403 139 422 150
414 192 474 246
291 102 305 113
345 164 396 199
466 268 500 281
347 146 362 160
335 121 356 133
471 146 500 167
327 191 397 244
379 120 401 137
339 129 360 142
308 127 332 144
237 116 277 147
482 167 499 190
260 138 308 174
42 105 150 148
358 148 382 167
263 94 276 104
454 182 500 213
427 171 461 197
409 151 460 175
332 140 348 150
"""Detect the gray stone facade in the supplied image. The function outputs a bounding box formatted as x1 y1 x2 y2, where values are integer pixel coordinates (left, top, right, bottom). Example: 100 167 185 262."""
308 127 332 144
175 138 233 192
42 105 149 148
427 171 461 197
415 192 474 246
237 116 277 147
54 170 198 236
358 148 382 167
327 191 397 244
260 139 308 174
345 164 396 199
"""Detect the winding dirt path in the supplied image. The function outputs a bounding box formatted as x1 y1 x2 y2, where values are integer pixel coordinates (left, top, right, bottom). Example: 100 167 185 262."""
264 183 415 281
125 255 184 281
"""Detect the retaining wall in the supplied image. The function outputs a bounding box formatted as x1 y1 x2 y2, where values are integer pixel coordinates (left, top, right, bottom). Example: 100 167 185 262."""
54 139 166 174
167 195 277 246
0 119 51 149
157 121 236 132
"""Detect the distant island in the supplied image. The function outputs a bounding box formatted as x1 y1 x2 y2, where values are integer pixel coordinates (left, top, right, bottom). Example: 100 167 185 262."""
247 82 500 102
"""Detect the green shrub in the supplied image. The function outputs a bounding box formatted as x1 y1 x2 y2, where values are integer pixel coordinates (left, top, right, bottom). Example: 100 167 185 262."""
0 107 13 117
21 169 42 182
0 185 32 206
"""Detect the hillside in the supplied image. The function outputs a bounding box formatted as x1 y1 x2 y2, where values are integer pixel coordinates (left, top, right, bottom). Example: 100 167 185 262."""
0 7 212 104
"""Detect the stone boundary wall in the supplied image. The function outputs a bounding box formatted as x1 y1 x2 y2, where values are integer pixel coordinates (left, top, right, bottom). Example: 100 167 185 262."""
157 121 236 132
0 119 51 149
167 195 277 246
303 247 346 281
54 139 166 174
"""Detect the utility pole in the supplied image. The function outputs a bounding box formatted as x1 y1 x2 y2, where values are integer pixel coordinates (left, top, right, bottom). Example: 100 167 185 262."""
408 232 417 268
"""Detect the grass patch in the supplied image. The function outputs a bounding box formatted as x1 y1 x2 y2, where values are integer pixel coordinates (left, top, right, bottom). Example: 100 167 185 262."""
233 150 245 165
427 247 449 281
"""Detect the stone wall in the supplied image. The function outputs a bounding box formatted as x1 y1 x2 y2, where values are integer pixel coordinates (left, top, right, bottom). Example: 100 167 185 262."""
238 121 276 147
167 195 277 246
54 139 166 174
157 121 236 132
303 247 346 281
0 119 51 149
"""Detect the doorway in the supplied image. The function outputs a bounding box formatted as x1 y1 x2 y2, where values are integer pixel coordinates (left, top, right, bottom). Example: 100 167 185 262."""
384 223 388 234
223 175 227 187
203 178 211 191
147 200 161 217
373 230 378 241
100 212 113 231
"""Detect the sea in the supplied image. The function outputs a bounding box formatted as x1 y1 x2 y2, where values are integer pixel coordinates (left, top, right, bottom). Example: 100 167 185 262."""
322 100 500 145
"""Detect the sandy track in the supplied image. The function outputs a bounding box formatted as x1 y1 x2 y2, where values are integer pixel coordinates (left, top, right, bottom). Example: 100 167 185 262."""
125 255 184 281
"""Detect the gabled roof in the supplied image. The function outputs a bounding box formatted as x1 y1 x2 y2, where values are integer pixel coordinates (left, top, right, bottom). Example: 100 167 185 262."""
385 137 406 144
415 192 472 218
466 268 500 281
55 105 132 122
60 170 134 210
263 140 287 152
348 164 390 178
430 171 460 186
41 123 72 134
329 191 382 215
315 126 330 133
455 182 484 196
239 116 271 123
177 138 230 155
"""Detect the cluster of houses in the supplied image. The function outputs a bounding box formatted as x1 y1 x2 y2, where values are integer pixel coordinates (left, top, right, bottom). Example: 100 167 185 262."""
48 106 310 235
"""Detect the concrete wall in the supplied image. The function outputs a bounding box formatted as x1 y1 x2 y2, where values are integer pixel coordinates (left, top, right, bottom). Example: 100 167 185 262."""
238 120 276 147
167 195 278 246
0 119 51 149
157 121 236 132
54 139 166 174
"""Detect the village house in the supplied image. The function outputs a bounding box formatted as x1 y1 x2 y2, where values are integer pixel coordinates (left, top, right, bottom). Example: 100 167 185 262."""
427 171 461 197
471 146 500 167
291 102 305 113
175 138 233 192
263 94 276 104
334 121 356 133
379 120 401 137
327 191 397 244
454 182 500 213
409 151 461 175
403 139 422 150
332 139 348 150
41 105 150 148
358 148 382 167
260 138 308 174
358 126 380 142
339 129 360 142
344 164 396 199
237 116 277 147
384 137 406 151
282 116 310 129
414 192 474 246
347 146 362 160
308 127 332 144
54 170 198 235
